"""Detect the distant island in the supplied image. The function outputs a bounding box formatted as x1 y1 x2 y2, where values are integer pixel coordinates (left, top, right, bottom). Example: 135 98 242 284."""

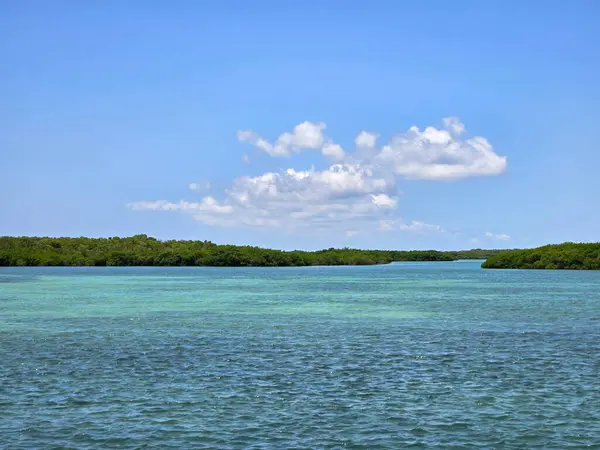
0 235 505 267
481 242 600 270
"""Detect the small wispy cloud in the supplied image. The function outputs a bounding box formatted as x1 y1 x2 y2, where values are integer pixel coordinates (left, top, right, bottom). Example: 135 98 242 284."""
188 181 211 192
485 231 511 240
379 220 446 234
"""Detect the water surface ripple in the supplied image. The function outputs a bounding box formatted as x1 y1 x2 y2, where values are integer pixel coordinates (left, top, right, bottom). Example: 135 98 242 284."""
1 262 599 448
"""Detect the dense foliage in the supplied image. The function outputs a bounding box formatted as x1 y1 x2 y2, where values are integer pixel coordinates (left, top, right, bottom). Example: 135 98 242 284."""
0 235 506 267
481 242 600 270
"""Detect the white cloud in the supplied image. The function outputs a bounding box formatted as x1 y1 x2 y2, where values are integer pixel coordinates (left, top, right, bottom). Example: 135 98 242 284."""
355 131 378 149
400 221 446 233
131 117 508 235
321 142 345 161
131 164 398 232
284 121 326 149
128 197 233 215
237 118 506 180
485 231 511 240
226 164 395 212
236 130 277 155
379 220 446 234
374 118 506 180
421 127 452 145
371 194 397 208
443 116 466 135
237 121 327 157
188 181 211 192
236 130 254 142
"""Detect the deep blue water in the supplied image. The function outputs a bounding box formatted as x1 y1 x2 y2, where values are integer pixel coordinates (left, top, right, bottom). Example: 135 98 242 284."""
1 262 600 448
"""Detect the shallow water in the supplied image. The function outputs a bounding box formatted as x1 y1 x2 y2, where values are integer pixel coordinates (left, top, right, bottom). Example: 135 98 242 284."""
1 262 600 448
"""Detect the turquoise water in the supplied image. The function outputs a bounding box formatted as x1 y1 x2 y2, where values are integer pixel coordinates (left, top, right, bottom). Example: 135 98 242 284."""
1 262 600 449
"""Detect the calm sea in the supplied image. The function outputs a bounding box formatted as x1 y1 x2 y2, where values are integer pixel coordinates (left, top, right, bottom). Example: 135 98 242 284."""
1 262 599 448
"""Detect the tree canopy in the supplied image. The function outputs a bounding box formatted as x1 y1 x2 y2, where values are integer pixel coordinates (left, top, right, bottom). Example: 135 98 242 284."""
0 235 506 267
481 242 600 270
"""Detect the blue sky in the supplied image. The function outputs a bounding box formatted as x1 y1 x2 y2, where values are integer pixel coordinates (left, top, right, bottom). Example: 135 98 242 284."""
1 1 599 250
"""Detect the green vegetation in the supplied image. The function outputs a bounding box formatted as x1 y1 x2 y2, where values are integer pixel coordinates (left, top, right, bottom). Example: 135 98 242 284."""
0 235 505 267
481 242 600 270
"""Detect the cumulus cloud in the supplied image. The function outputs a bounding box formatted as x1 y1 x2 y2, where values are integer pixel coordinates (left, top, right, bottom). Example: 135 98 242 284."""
238 118 506 180
237 121 328 158
237 122 350 162
371 194 397 208
131 164 398 232
355 131 378 149
131 117 507 235
485 232 511 240
374 118 506 180
321 142 345 161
